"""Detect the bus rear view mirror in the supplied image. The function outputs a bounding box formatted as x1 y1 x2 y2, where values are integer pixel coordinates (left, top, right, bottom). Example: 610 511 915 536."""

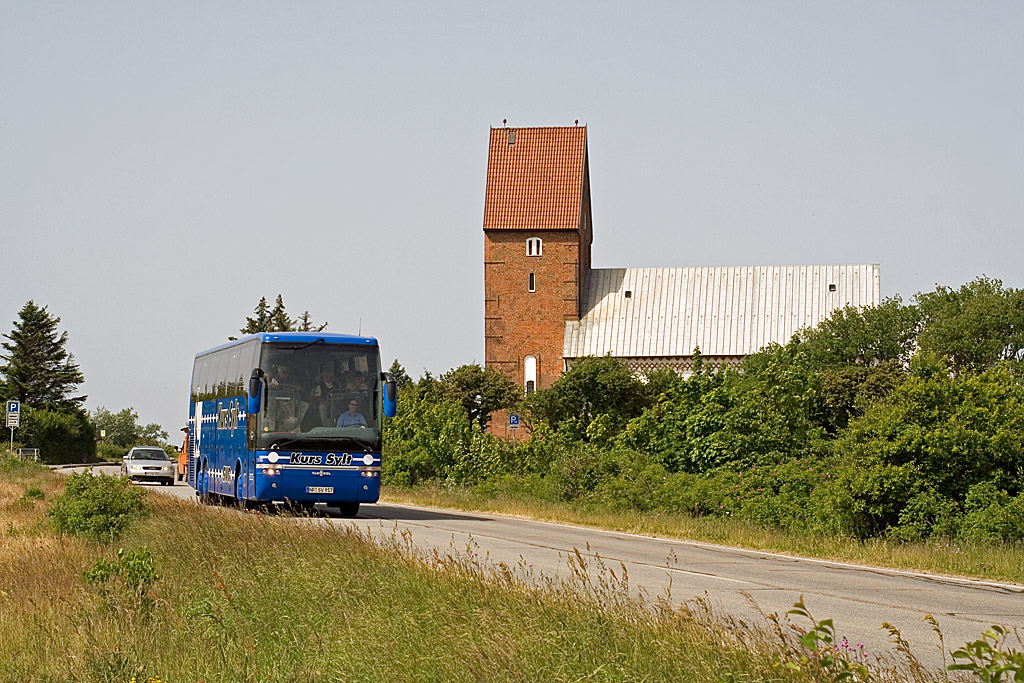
247 368 263 414
382 372 398 418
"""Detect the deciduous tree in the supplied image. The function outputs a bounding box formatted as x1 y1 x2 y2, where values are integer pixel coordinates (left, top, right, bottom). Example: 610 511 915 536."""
916 276 1024 375
439 364 520 430
91 406 168 448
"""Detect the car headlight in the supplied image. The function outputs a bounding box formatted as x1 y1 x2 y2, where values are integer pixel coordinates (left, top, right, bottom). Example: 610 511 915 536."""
162 466 171 471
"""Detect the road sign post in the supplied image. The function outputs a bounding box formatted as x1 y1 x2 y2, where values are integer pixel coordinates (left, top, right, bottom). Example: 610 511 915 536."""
6 400 19 453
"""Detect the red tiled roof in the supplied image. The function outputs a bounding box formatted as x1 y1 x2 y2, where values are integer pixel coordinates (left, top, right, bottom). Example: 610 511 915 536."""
483 126 588 231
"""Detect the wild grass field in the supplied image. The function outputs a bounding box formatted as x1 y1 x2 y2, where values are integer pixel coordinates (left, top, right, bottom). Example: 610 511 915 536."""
1 458 1019 682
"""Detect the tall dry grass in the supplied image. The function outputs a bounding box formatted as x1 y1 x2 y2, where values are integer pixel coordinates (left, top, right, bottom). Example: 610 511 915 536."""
0 462 965 682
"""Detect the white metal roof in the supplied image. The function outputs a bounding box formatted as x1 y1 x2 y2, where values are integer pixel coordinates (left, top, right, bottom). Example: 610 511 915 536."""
563 264 881 359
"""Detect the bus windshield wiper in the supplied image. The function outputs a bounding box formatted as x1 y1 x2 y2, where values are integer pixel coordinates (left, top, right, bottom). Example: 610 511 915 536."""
326 436 376 452
267 437 304 450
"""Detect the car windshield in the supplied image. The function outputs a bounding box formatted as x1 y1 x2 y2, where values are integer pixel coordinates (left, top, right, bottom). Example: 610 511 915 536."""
255 342 381 450
132 450 169 460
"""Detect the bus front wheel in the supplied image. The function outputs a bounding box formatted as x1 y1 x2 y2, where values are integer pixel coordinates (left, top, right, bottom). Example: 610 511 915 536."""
334 502 359 518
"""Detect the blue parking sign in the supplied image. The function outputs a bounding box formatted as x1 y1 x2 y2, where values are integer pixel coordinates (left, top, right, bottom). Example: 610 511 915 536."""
509 414 520 429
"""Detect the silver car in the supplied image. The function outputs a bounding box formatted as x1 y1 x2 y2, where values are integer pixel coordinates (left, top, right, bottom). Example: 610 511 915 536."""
121 447 175 486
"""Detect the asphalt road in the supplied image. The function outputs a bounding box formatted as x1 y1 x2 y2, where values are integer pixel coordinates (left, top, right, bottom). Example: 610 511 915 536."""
68 464 1024 671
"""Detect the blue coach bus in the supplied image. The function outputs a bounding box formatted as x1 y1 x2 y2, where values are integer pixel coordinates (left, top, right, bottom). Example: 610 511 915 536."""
187 332 397 516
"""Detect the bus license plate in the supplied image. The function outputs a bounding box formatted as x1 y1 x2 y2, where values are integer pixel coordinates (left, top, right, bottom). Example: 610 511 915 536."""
306 486 333 494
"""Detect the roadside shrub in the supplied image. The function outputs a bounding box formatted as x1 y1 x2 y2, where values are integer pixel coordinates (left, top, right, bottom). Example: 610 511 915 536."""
653 471 723 517
0 452 47 474
18 407 96 464
817 457 923 538
96 441 129 461
888 489 961 542
83 545 161 618
588 448 668 512
47 471 150 541
961 481 1024 543
548 441 613 502
15 486 46 508
470 473 562 503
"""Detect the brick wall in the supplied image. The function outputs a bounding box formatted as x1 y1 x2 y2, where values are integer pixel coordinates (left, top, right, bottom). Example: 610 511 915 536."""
484 229 586 390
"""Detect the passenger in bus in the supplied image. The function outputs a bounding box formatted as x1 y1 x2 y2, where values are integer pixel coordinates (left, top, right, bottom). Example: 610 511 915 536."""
336 400 367 428
304 366 338 429
267 364 300 392
348 371 370 391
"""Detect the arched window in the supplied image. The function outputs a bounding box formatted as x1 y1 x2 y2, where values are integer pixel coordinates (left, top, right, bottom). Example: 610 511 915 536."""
524 356 537 395
526 237 542 257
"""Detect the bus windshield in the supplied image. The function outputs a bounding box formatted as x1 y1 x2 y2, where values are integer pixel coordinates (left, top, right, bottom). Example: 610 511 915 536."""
255 342 381 450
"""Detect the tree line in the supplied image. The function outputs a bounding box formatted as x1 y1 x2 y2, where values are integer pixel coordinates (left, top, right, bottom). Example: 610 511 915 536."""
383 276 1024 543
0 294 321 462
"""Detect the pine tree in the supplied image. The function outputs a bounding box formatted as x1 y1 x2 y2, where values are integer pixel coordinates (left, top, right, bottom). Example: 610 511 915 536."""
388 359 413 390
0 301 86 411
269 295 294 332
296 311 328 332
240 296 273 335
239 295 325 336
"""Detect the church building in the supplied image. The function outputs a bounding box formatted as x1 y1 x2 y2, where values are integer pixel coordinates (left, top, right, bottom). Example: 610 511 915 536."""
483 125 880 408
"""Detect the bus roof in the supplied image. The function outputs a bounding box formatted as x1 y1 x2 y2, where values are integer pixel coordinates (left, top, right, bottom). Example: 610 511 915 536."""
195 332 379 358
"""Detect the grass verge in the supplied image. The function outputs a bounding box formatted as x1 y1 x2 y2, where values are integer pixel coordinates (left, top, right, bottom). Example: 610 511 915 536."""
380 484 1024 585
0 461 974 682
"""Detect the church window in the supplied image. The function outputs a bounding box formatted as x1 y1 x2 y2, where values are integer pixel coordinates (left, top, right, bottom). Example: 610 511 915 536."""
528 273 535 292
524 356 537 394
526 237 543 256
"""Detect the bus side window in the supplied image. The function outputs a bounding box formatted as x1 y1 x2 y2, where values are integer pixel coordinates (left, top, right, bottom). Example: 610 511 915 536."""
197 357 212 402
209 352 228 400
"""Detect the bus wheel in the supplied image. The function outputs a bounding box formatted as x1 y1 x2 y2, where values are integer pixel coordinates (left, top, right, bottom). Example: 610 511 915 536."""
334 502 359 518
199 464 211 505
235 471 248 511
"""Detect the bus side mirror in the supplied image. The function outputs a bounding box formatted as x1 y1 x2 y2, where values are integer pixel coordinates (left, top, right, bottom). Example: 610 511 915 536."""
382 372 398 418
247 368 263 415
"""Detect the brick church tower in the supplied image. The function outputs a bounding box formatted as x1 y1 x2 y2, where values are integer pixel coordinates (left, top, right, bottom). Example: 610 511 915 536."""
483 125 592 394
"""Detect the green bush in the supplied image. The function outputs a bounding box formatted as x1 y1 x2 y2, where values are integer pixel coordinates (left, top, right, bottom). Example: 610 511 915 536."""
547 441 613 502
889 489 962 542
589 448 668 512
961 482 1024 543
18 407 96 464
653 471 724 517
96 441 129 461
47 471 151 541
470 473 562 503
0 452 47 475
84 546 161 617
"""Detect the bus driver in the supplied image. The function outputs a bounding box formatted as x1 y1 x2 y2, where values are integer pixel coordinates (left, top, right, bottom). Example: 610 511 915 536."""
336 400 367 428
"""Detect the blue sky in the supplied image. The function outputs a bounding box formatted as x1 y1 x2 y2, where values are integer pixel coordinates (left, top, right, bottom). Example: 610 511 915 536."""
2 1 1022 438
